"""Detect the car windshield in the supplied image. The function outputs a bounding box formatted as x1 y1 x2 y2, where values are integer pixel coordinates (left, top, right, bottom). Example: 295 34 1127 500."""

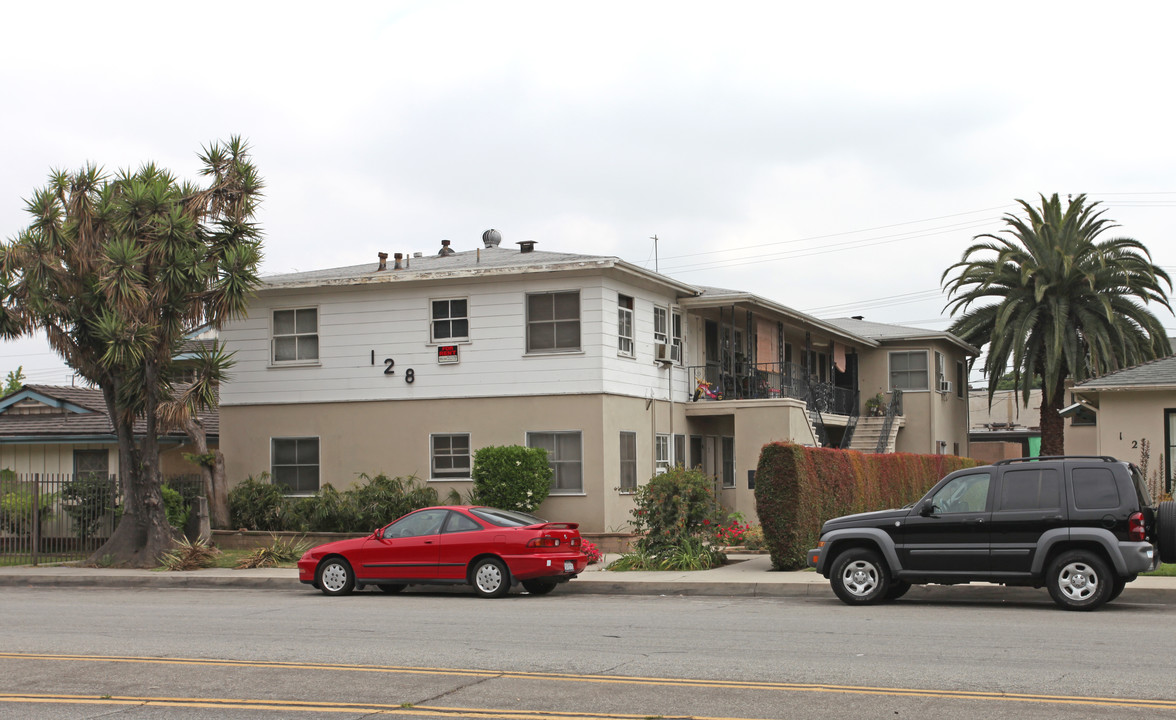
469 507 546 527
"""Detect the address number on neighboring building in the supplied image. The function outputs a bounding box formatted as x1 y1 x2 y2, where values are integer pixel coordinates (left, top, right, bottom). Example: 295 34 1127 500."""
383 358 415 383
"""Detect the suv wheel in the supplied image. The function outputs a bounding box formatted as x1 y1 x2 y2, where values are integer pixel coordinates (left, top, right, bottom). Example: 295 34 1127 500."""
830 548 890 605
1047 550 1112 611
1158 501 1176 564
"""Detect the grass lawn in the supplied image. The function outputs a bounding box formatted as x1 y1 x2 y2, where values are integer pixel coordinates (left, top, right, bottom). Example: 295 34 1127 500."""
1143 563 1176 577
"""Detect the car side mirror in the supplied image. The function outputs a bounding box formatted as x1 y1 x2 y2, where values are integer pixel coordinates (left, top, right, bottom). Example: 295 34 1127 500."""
373 527 383 539
918 499 935 517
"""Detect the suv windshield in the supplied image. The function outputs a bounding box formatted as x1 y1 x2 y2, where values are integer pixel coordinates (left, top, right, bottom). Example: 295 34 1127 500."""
470 507 545 527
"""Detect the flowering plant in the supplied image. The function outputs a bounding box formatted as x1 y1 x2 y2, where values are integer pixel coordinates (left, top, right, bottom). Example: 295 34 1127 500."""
580 539 602 565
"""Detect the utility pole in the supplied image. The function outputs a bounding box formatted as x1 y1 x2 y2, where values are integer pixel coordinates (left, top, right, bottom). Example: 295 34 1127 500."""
650 234 659 273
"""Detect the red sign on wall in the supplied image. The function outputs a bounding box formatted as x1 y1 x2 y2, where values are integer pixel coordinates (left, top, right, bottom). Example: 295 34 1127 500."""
437 345 459 364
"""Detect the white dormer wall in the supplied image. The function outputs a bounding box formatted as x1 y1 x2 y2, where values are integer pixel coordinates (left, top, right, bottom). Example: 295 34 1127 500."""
219 271 689 407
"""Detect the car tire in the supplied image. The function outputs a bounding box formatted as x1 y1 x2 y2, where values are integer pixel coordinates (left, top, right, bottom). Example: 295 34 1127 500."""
316 557 355 597
377 584 406 594
829 548 890 605
1047 550 1111 611
471 558 511 598
522 579 558 595
885 580 912 601
1157 501 1176 564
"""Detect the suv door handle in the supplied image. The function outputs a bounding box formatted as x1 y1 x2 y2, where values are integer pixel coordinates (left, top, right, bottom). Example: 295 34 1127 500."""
1047 515 1063 521
964 518 984 525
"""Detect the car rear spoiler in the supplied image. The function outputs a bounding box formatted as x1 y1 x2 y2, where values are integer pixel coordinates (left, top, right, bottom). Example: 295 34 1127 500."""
534 522 579 530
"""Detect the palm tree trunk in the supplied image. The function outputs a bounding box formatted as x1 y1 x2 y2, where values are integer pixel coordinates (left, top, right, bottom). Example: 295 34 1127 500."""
1039 377 1067 456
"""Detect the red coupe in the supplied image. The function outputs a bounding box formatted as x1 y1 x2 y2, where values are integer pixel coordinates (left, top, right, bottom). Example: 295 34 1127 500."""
298 506 588 598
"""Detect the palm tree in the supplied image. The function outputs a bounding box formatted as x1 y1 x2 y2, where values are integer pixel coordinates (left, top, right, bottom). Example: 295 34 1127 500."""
942 193 1172 455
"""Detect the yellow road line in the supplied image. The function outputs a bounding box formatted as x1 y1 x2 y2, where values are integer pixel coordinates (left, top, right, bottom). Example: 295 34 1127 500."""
1 652 1175 711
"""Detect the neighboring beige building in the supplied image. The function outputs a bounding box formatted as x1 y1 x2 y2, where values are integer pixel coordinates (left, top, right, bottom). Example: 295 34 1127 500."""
1071 356 1176 494
218 235 977 532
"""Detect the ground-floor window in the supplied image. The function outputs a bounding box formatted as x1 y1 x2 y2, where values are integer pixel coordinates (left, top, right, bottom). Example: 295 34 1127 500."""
73 449 109 481
527 431 583 494
619 432 637 490
674 434 685 470
689 436 703 471
272 437 319 494
721 436 735 488
431 433 471 480
655 434 670 473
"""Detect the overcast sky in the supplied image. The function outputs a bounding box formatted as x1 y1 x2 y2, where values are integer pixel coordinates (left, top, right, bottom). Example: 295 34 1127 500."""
2 1 1174 385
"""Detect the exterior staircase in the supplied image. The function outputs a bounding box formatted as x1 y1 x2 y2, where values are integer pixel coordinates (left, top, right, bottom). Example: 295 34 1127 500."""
847 416 904 453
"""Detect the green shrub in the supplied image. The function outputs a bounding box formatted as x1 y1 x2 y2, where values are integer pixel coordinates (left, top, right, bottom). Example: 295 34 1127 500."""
349 473 440 530
607 467 726 571
754 443 979 570
0 486 54 534
159 537 220 571
235 534 311 568
470 445 552 512
228 474 292 531
61 474 117 539
161 485 190 530
292 484 359 533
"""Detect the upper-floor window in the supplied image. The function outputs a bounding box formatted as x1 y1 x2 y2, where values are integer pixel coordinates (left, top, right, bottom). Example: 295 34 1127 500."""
956 360 966 398
431 299 469 343
618 295 634 357
889 350 928 391
272 308 318 364
526 291 580 353
654 306 669 346
935 351 947 393
671 309 683 363
527 430 583 494
272 436 319 494
431 433 471 480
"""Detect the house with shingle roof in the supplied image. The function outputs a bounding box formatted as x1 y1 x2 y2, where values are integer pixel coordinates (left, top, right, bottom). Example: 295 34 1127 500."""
218 232 976 532
0 384 217 480
1071 355 1176 493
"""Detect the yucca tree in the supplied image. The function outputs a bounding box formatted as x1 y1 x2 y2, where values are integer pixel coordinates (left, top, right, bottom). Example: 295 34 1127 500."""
942 193 1172 455
0 138 263 566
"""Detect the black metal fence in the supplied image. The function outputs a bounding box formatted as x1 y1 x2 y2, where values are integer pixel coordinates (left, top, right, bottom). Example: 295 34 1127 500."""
0 472 206 566
686 361 858 414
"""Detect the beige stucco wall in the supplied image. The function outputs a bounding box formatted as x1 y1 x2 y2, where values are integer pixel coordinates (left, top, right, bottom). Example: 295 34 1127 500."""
1082 390 1176 474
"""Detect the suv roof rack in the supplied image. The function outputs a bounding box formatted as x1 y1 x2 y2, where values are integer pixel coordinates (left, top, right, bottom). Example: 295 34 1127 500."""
993 455 1119 465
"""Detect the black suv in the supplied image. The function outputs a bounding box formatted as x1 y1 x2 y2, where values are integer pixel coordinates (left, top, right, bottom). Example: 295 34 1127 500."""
807 456 1176 610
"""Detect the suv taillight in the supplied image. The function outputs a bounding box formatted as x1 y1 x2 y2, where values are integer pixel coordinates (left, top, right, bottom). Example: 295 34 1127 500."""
1128 512 1146 542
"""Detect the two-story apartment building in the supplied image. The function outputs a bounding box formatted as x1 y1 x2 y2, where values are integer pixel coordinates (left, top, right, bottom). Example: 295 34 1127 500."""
218 233 976 532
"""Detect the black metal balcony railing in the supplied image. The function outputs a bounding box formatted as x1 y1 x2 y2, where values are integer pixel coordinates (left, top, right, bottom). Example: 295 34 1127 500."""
685 361 857 415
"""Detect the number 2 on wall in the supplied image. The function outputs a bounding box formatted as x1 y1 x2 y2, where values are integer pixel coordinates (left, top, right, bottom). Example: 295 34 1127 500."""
384 359 414 383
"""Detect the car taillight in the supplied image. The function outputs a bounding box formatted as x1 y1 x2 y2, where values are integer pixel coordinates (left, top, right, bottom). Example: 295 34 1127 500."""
570 537 581 547
526 536 561 548
1129 512 1146 542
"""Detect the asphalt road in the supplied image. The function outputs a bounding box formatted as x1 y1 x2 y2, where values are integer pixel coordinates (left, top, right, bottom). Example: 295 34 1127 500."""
2 585 1175 719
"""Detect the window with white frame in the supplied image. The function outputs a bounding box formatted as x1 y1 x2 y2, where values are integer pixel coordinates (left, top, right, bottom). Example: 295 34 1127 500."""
526 291 580 352
935 351 947 393
431 299 469 343
671 309 683 363
617 295 635 357
654 306 669 347
655 433 670 472
272 437 319 493
721 436 735 488
619 431 637 490
272 308 318 363
527 431 583 493
431 433 471 479
889 350 928 391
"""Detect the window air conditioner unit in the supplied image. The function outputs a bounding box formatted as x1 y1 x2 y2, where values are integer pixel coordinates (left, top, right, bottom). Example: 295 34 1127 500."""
670 343 682 363
654 343 670 361
939 380 953 394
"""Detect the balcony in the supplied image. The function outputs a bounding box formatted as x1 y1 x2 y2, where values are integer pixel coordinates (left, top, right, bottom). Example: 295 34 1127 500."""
684 361 857 416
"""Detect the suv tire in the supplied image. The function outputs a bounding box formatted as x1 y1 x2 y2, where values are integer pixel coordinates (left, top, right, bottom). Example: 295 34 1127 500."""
1047 550 1112 611
1158 501 1176 564
830 548 890 605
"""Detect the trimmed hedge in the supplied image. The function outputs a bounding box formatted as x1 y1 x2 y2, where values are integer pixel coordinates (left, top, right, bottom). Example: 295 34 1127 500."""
754 443 979 570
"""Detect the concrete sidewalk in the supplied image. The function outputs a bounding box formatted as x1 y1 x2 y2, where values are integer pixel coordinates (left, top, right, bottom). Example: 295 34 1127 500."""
1 553 1174 604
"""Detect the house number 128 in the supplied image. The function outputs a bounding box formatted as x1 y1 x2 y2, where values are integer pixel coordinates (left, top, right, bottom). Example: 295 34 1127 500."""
383 359 415 383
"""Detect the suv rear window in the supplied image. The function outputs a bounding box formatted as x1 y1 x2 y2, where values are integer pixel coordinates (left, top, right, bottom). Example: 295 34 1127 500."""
999 468 1061 511
1130 464 1154 507
1071 467 1121 509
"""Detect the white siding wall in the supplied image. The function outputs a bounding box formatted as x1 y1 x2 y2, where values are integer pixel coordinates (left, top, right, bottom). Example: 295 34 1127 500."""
221 272 689 406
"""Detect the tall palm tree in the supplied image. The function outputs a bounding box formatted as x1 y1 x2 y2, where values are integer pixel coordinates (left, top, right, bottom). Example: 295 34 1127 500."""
942 193 1172 455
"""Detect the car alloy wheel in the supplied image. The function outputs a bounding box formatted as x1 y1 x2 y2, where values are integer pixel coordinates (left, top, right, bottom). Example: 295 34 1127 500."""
472 558 510 598
1047 550 1111 611
829 548 889 605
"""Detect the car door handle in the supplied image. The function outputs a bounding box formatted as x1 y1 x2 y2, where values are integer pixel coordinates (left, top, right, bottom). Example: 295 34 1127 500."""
964 518 984 525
